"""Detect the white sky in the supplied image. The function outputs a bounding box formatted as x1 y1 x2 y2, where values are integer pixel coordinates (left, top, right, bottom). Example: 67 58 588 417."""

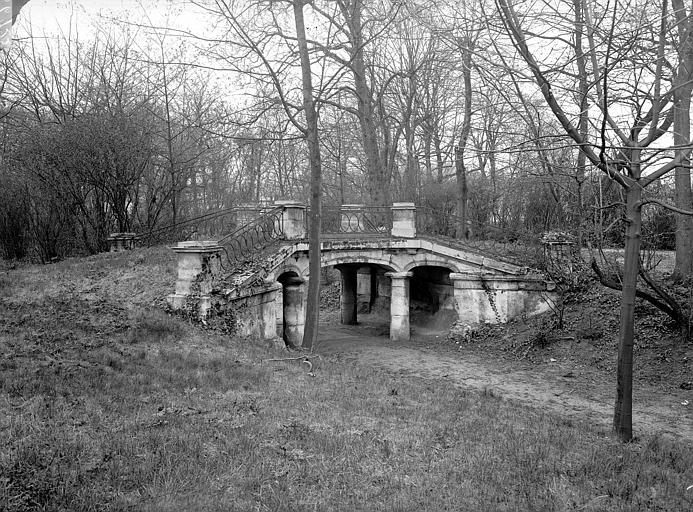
16 0 206 40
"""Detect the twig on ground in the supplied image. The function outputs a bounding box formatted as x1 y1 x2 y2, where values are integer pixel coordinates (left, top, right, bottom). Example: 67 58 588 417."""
265 355 317 376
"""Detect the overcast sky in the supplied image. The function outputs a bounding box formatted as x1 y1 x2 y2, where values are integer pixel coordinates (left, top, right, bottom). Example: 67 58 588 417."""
16 0 205 40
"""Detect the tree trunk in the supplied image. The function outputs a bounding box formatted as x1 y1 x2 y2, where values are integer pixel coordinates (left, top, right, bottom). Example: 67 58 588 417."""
613 169 642 442
339 0 389 206
573 0 588 247
293 0 322 350
672 2 693 281
404 123 417 202
434 129 444 184
455 145 468 238
455 42 472 239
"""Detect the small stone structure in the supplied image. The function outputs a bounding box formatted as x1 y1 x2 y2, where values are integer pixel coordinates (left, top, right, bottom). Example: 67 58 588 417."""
166 200 557 345
107 232 136 252
541 231 577 271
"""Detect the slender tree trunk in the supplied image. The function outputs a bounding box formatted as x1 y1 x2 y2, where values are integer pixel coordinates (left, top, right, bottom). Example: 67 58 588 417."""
423 130 433 182
338 0 389 206
404 124 417 202
673 89 692 281
293 0 322 350
455 43 472 239
573 0 588 247
455 145 468 238
613 155 642 442
434 129 444 184
672 0 693 280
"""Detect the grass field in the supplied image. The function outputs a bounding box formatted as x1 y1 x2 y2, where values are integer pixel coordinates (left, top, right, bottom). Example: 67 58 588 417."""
1 247 692 511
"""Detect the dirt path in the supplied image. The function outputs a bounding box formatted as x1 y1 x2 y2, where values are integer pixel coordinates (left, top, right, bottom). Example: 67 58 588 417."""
317 320 693 442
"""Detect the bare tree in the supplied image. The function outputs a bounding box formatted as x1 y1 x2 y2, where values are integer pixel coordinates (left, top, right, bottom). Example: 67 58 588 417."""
495 0 692 441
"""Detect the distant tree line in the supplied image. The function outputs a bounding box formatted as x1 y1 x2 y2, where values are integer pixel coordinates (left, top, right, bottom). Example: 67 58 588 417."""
0 2 681 265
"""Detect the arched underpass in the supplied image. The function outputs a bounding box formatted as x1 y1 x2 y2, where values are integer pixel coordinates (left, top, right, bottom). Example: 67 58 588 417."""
276 263 400 346
275 263 461 345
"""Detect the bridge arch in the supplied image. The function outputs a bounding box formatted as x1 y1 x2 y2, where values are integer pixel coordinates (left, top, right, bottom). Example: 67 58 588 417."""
273 262 304 281
321 254 399 273
403 258 464 274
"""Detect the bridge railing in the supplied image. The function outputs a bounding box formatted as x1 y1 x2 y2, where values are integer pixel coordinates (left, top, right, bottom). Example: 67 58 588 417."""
217 206 285 267
135 207 240 247
416 206 548 269
315 205 393 235
152 201 568 273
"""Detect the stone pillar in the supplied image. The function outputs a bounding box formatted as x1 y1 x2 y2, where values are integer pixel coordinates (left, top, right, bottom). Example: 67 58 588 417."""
275 200 306 240
167 241 222 318
107 232 136 252
391 202 416 238
275 285 284 337
339 266 358 325
283 276 306 347
340 204 366 232
357 266 374 313
262 283 283 341
386 271 413 341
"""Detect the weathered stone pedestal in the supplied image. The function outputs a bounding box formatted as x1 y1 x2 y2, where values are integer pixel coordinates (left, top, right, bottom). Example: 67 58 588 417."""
107 232 136 252
386 271 413 341
166 241 222 318
275 200 307 239
391 203 416 238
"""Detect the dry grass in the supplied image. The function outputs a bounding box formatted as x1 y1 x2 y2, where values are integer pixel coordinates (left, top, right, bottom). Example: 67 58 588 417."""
1 247 692 511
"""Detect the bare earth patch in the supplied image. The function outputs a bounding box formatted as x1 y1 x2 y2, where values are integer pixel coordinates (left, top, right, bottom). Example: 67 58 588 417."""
317 311 692 442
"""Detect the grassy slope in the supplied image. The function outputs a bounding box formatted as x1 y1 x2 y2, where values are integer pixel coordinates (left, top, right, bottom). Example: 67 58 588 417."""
0 248 691 511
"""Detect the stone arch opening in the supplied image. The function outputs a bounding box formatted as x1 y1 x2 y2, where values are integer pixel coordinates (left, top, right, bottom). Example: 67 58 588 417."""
409 265 457 335
318 262 395 337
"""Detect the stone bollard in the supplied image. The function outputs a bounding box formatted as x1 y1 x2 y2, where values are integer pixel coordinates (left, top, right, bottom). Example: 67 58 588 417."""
391 203 416 238
107 232 136 252
166 241 222 318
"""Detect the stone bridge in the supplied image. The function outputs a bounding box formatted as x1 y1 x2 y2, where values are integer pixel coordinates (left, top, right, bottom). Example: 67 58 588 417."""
165 202 556 346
